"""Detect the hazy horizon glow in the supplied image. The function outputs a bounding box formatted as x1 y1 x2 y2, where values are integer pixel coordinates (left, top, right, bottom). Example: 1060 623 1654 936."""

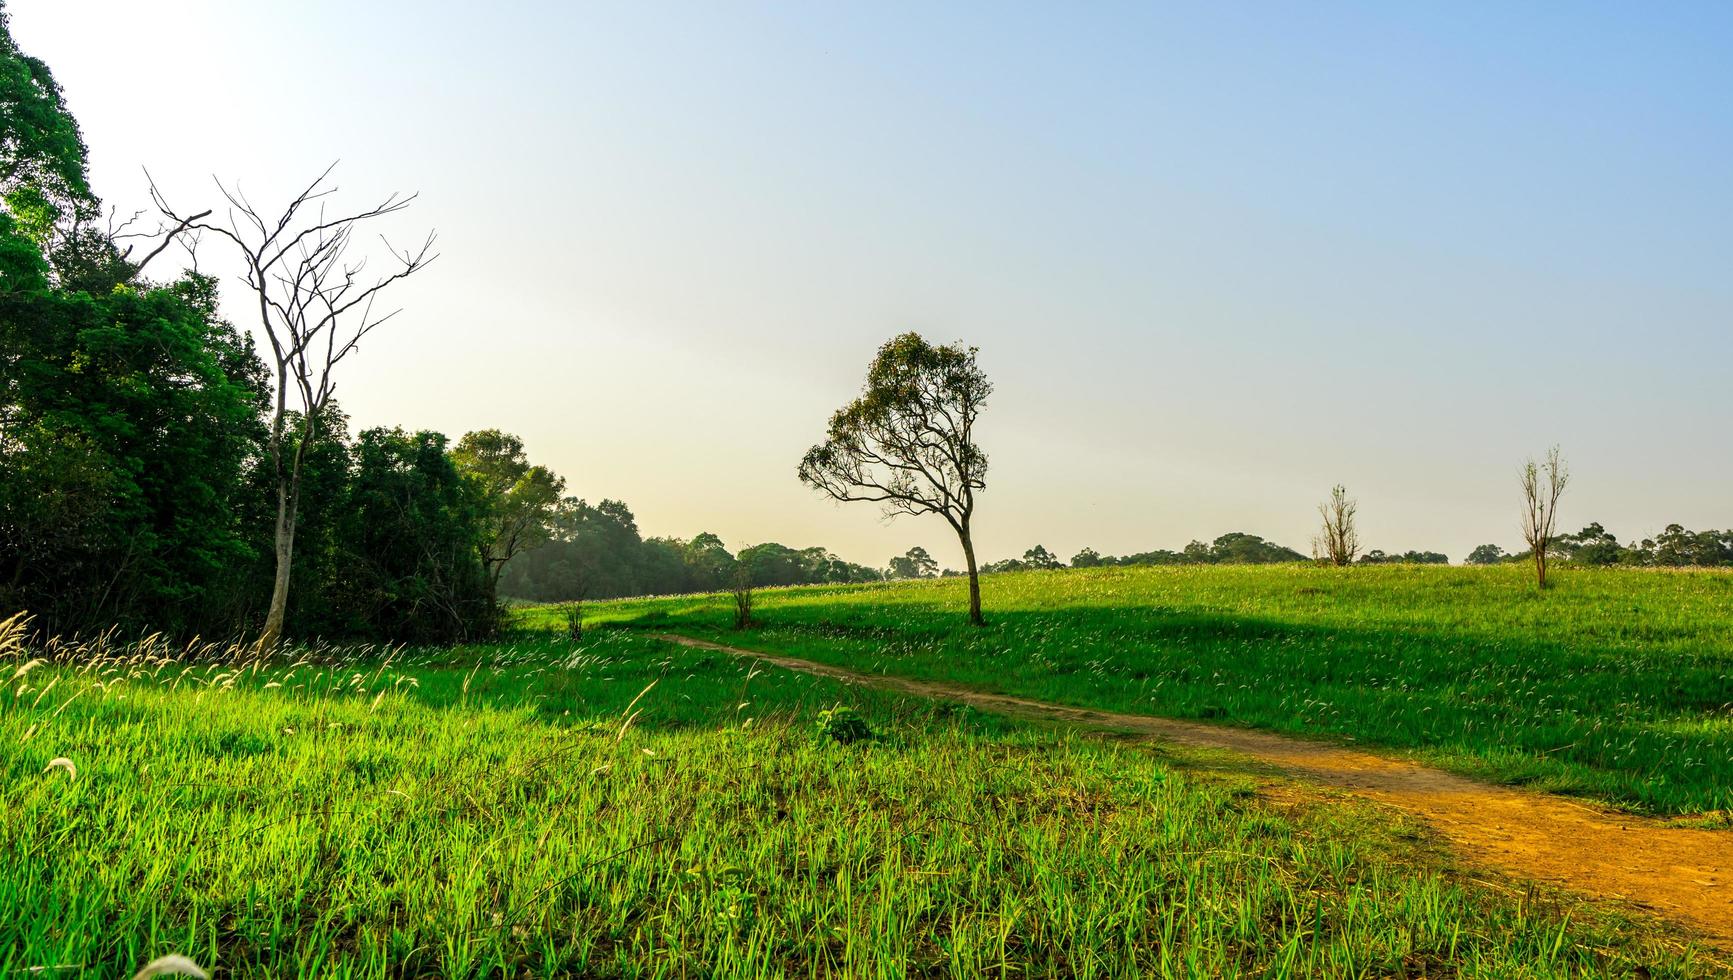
13 2 1733 569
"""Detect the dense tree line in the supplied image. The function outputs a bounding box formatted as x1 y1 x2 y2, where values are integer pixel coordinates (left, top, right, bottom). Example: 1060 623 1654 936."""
498 498 883 602
1358 549 1449 565
0 11 523 642
1067 533 1310 569
1466 523 1733 569
983 536 1446 574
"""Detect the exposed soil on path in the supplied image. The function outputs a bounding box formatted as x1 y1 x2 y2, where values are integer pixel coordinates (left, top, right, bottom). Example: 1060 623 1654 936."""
655 632 1733 948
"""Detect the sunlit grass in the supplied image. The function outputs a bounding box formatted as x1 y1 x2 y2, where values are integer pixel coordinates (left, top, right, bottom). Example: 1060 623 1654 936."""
584 563 1733 815
0 613 1716 976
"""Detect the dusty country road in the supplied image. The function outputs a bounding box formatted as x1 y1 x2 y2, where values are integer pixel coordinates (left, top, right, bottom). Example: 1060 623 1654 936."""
655 632 1733 949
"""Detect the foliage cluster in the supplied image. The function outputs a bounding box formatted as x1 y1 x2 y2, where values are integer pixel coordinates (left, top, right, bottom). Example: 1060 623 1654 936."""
500 503 884 602
1466 522 1733 569
1071 532 1313 568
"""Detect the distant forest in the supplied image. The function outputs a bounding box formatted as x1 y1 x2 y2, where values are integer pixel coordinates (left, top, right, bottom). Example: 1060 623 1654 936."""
1464 523 1733 569
502 525 1446 601
502 518 1733 604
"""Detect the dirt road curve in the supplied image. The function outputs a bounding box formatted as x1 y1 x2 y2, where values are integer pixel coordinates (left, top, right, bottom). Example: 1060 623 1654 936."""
655 633 1733 947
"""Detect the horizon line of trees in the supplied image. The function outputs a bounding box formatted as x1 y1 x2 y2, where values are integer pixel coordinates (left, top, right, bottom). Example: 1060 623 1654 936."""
497 498 885 603
1466 523 1733 569
491 514 1733 605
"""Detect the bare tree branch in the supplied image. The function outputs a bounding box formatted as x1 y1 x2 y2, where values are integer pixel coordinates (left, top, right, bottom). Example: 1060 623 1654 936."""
148 163 437 647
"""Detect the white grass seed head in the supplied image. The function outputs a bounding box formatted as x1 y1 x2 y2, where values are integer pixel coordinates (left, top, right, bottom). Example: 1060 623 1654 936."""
130 955 209 980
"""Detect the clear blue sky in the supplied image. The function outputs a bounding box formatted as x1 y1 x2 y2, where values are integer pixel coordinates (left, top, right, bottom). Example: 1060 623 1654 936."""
14 1 1733 566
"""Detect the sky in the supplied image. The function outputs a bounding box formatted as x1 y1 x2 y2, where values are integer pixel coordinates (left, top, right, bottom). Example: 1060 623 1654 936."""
12 2 1732 569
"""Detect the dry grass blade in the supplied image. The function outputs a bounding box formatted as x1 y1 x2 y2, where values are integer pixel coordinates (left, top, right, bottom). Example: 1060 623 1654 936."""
130 955 208 979
0 611 29 658
615 678 658 742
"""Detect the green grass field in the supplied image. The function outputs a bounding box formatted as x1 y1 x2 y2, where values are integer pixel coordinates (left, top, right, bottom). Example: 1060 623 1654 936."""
2 612 1718 977
578 563 1733 816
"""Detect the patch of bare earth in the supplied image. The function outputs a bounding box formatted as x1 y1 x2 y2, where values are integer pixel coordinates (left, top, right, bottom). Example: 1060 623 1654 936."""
656 633 1733 948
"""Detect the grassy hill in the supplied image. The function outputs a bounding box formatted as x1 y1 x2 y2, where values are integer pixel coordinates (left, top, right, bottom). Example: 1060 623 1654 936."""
575 563 1733 816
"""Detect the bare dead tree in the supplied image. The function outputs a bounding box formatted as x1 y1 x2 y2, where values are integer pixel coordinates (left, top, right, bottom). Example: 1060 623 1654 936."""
799 333 990 625
1520 446 1569 589
1313 484 1360 566
152 163 436 647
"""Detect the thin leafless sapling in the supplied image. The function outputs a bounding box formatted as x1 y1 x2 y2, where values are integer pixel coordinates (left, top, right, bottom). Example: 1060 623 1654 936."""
1520 446 1569 589
1314 485 1360 566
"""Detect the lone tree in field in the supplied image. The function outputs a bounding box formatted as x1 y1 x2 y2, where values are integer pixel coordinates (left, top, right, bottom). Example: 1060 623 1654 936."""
1314 485 1360 566
154 164 436 647
799 333 991 625
1520 446 1569 589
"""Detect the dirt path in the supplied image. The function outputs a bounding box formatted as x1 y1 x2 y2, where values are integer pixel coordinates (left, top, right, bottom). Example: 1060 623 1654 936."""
656 633 1733 947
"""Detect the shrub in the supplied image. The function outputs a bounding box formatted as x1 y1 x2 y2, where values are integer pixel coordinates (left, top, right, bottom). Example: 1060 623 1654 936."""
815 706 873 745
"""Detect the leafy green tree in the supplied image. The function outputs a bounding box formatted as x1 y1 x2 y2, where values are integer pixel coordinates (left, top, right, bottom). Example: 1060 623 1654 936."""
739 542 808 587
798 547 848 583
1464 544 1508 566
0 12 278 636
0 2 99 290
1204 532 1308 564
1555 523 1622 567
799 547 881 583
0 277 268 635
1070 547 1106 568
0 6 87 204
886 546 939 580
327 428 493 642
737 543 794 586
1120 549 1185 566
1358 549 1449 565
1021 545 1063 570
1646 525 1733 567
451 430 565 603
498 498 650 601
683 533 736 592
641 537 695 594
799 333 991 625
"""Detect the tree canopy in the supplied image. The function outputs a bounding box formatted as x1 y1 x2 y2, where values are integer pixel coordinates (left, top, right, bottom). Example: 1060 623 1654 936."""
800 332 991 624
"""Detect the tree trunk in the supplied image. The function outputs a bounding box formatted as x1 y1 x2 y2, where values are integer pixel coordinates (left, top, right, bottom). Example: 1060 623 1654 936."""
1534 549 1547 589
259 481 298 650
483 553 503 606
959 525 984 627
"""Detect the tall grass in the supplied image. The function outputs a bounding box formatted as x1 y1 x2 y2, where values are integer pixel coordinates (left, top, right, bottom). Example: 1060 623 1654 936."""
0 623 1713 976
